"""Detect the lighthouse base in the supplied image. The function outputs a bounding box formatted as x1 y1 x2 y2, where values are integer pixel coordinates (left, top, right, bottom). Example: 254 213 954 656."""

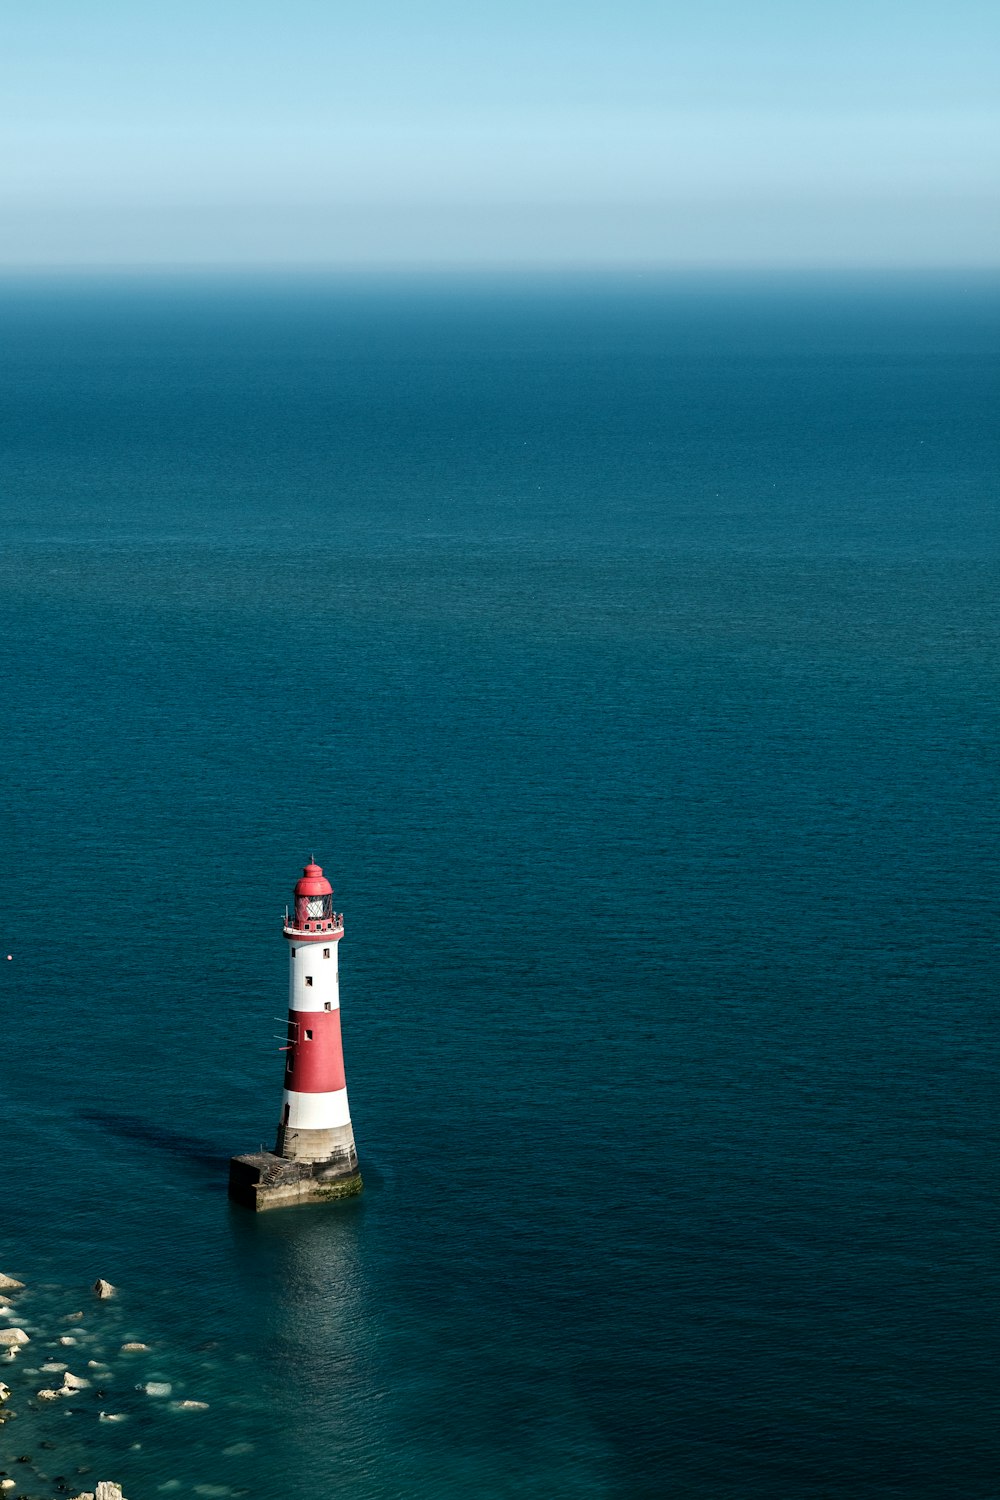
228 1151 363 1212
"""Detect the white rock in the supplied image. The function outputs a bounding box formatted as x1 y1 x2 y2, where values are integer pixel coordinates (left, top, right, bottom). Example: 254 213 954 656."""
0 1274 24 1291
37 1387 62 1400
0 1328 29 1346
93 1279 117 1300
59 1335 78 1345
63 1371 91 1390
120 1341 149 1351
69 1493 95 1500
88 1359 109 1369
0 1381 9 1401
95 1484 125 1500
170 1398 209 1410
144 1380 171 1397
64 1310 84 1322
98 1410 128 1422
1 1481 16 1492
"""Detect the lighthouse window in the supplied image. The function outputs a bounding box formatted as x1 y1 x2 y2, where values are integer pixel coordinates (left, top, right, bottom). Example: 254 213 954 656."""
324 1001 332 1012
304 976 313 986
323 948 330 959
305 1029 313 1040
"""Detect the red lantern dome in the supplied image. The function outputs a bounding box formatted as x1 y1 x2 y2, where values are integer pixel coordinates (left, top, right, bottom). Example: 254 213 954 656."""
294 862 332 898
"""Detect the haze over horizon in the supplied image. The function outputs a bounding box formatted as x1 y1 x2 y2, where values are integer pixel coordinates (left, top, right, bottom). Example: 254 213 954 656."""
2 0 997 269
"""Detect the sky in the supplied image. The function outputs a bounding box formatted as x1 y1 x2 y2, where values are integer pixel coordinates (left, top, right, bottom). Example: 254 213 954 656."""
0 0 997 268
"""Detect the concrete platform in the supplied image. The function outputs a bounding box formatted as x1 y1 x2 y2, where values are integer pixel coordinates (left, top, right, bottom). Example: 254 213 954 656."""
228 1151 363 1212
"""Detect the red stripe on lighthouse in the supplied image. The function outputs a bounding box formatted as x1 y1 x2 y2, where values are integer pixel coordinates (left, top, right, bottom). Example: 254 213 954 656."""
284 1007 346 1093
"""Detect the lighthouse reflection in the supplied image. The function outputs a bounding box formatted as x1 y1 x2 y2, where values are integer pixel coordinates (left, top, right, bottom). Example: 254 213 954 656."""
227 1186 387 1488
225 1160 615 1499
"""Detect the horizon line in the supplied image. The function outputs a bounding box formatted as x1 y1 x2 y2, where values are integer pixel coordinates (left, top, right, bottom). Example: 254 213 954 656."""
1 261 998 277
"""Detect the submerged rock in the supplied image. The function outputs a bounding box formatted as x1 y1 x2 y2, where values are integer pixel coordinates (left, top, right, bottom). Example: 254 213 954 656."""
64 1312 84 1323
42 1362 68 1373
92 1281 116 1301
143 1381 171 1398
98 1411 128 1423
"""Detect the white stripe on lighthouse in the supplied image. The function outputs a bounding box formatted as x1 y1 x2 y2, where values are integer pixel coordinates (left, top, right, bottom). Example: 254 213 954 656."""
283 1087 353 1130
288 943 341 1012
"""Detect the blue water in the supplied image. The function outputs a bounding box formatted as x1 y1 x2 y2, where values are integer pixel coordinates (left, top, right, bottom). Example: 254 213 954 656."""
1 273 997 1500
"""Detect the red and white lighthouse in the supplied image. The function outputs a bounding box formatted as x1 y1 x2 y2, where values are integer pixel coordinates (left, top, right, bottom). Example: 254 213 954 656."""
274 860 359 1174
229 860 362 1210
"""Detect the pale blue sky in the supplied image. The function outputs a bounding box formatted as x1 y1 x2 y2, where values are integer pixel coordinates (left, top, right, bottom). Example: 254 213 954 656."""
1 0 996 266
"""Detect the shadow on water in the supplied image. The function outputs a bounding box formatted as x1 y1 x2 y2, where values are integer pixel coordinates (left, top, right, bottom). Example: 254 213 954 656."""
80 1108 229 1176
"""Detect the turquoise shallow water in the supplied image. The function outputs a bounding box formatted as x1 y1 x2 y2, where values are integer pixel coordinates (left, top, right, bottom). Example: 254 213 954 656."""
0 273 998 1499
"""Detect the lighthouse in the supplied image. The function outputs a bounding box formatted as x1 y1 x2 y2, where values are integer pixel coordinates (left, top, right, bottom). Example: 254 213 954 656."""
228 861 363 1211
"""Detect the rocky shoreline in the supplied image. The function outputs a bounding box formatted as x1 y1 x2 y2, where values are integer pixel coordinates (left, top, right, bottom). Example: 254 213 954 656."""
0 1271 214 1500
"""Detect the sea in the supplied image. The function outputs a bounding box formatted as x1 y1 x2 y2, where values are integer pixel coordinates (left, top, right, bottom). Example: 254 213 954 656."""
0 271 997 1500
